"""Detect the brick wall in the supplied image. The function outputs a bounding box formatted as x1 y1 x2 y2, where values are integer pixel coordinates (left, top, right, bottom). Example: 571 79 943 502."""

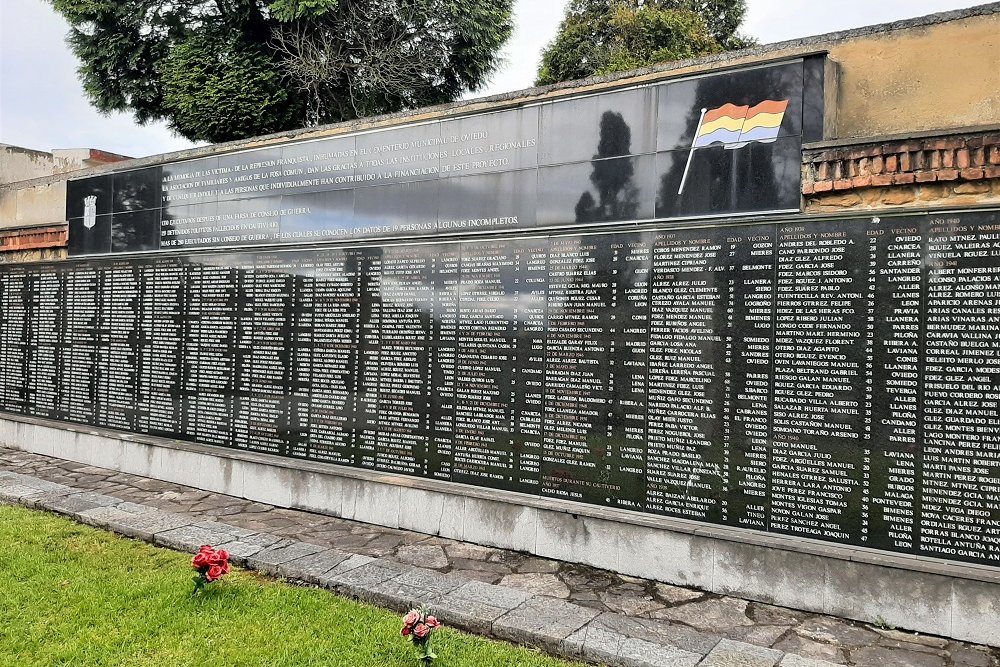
802 130 1000 212
0 225 68 262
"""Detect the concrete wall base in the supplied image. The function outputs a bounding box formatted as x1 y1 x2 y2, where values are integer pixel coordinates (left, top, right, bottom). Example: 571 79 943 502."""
1 413 997 647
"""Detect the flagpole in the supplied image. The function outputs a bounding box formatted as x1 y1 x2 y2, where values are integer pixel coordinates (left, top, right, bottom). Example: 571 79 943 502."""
678 107 708 196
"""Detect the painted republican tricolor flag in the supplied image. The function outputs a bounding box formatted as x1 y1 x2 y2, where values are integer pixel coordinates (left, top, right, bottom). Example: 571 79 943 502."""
693 100 789 149
678 99 789 194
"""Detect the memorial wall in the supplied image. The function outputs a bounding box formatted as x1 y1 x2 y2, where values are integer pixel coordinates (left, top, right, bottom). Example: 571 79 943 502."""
2 56 998 570
3 210 1000 567
64 58 822 256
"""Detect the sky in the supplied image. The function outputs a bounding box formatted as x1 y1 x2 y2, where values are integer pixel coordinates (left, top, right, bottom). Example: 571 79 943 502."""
0 0 989 159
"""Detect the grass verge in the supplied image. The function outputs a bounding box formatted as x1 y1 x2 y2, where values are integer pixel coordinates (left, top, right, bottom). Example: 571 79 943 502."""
0 504 586 667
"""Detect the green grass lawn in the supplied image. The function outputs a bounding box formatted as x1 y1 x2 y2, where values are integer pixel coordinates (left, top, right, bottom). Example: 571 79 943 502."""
0 505 587 667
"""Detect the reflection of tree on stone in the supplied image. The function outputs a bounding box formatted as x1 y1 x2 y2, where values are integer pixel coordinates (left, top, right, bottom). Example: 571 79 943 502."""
112 171 160 251
656 65 796 216
575 111 641 223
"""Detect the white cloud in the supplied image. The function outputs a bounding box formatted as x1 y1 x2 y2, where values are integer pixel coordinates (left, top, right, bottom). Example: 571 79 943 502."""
0 0 986 159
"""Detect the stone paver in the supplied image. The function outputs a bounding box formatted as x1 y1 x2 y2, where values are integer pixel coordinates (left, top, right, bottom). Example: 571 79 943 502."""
500 572 572 598
246 541 328 574
37 491 121 516
950 645 996 667
700 639 783 666
795 617 879 648
778 657 843 667
153 521 257 552
772 634 847 664
657 597 756 633
851 645 946 667
275 548 354 585
564 624 626 665
434 580 534 634
621 636 704 667
90 506 193 541
494 597 601 653
215 532 288 563
590 612 722 656
395 544 449 569
1 446 998 667
364 567 468 612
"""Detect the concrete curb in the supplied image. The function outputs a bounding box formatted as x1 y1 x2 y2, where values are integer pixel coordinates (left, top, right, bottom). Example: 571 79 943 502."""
0 469 840 667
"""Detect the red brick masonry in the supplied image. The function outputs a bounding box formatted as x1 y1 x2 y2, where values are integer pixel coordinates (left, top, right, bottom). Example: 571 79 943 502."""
0 225 68 252
803 130 1000 195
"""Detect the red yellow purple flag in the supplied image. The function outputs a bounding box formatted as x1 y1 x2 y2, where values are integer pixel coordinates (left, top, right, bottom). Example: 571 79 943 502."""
679 99 789 194
693 99 789 148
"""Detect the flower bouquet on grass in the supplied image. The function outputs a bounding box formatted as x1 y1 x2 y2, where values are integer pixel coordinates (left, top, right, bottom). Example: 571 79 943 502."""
401 605 441 664
191 545 230 595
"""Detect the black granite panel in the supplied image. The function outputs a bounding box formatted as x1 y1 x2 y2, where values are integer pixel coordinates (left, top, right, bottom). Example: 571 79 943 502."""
541 234 637 507
656 60 805 152
217 147 283 201
135 256 187 438
191 197 283 248
280 135 360 192
355 124 445 186
113 167 162 213
721 223 776 529
161 157 222 207
655 136 802 218
645 227 729 522
770 219 869 544
96 260 141 431
801 55 826 143
112 209 161 253
67 175 113 220
539 87 658 166
919 210 1000 564
0 266 29 413
65 58 823 258
353 180 440 239
438 170 538 234
279 189 356 243
15 209 1000 569
537 154 656 228
440 106 540 176
160 201 219 250
68 215 112 256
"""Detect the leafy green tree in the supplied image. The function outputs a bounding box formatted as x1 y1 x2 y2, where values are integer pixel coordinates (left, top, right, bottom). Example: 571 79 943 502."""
50 0 514 143
536 0 755 86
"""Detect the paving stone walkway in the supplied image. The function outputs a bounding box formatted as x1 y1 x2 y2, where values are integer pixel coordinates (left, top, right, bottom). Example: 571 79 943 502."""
0 446 996 667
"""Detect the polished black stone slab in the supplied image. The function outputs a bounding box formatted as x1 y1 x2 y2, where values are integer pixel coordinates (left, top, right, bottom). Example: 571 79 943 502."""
67 57 818 257
13 209 1000 568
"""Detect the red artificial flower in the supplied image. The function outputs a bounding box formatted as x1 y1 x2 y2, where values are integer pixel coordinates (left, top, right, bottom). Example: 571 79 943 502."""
206 565 225 582
215 549 230 562
401 626 411 637
426 616 440 629
192 552 210 569
413 623 430 639
402 610 421 627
